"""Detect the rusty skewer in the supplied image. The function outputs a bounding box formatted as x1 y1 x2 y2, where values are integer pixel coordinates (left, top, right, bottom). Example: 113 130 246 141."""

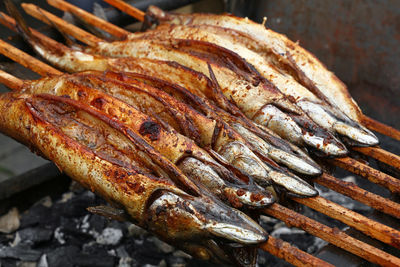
331 157 400 194
352 146 400 170
315 173 400 219
0 47 333 267
0 69 23 90
102 0 145 22
0 39 61 76
362 115 400 142
264 204 400 267
27 1 400 175
46 0 130 39
1 21 400 266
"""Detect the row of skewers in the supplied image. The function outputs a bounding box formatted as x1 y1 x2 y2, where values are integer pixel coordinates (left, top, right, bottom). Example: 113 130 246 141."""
0 0 399 266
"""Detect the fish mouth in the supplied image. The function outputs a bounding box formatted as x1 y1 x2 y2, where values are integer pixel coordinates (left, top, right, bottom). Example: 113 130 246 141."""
298 100 379 147
268 170 319 197
205 222 268 244
268 148 322 176
334 122 379 146
223 186 275 207
302 131 348 157
147 191 268 245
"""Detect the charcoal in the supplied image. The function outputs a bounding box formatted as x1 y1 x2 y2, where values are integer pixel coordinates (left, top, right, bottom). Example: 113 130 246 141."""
19 205 51 229
118 256 136 267
46 246 78 267
69 252 116 267
87 214 107 234
18 227 52 245
53 191 95 218
115 245 130 258
279 233 315 251
58 224 93 247
37 254 48 267
49 244 116 267
96 227 123 246
0 244 41 261
167 255 187 267
148 237 174 254
82 242 109 256
133 239 165 265
0 258 18 267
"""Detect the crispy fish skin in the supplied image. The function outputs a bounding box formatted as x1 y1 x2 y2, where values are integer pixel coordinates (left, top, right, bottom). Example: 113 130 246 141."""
0 92 268 264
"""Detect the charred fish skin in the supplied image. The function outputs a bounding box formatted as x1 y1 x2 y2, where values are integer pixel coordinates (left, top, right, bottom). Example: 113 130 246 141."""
145 8 379 146
0 92 268 263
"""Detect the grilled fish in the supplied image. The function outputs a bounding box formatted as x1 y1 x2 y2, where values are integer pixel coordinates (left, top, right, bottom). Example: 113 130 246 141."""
145 6 378 146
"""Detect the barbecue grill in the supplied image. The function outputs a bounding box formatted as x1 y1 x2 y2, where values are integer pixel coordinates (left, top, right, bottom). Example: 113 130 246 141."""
0 0 399 266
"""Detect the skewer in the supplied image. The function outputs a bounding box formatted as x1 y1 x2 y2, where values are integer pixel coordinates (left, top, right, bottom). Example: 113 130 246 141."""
46 0 130 39
0 69 23 90
331 157 400 193
362 115 400 142
0 39 61 76
2 20 400 261
0 55 333 267
21 3 102 47
0 12 72 54
27 1 400 173
103 0 145 22
265 204 400 267
315 173 400 219
292 196 400 250
261 236 334 267
103 0 145 21
352 146 400 170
